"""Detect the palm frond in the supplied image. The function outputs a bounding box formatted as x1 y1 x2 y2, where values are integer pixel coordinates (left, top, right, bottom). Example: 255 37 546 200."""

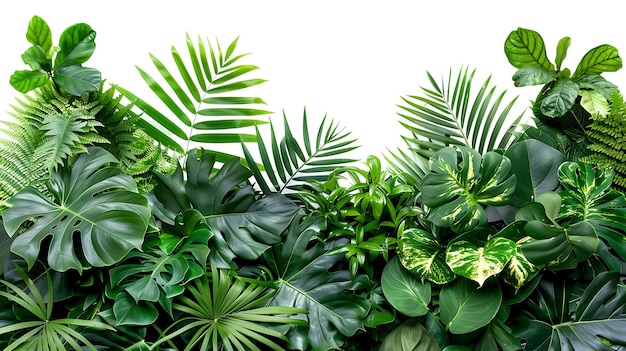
397 66 526 158
385 66 527 187
242 109 360 195
118 35 272 164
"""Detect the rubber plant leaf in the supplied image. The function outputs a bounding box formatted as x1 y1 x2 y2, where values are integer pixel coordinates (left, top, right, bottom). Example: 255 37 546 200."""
446 237 516 287
3 147 150 273
381 256 431 317
422 146 516 233
264 213 370 351
398 227 455 284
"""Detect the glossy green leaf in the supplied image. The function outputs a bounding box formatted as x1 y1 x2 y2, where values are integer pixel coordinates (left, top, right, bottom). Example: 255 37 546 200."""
3 147 150 273
439 278 502 334
381 256 431 317
511 66 558 87
113 292 159 326
504 27 555 70
25 15 53 54
54 23 96 69
9 69 50 93
501 240 539 292
422 146 516 232
573 44 622 78
446 237 516 287
264 214 370 351
54 65 101 96
555 36 571 70
536 78 580 118
398 228 454 284
379 319 441 351
21 45 51 71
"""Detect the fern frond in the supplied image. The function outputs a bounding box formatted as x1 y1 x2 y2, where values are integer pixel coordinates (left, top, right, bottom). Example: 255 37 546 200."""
581 90 626 191
118 35 271 164
242 108 360 195
396 66 525 158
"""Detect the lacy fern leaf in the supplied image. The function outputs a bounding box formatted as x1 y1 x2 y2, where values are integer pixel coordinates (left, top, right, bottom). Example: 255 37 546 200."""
581 91 626 191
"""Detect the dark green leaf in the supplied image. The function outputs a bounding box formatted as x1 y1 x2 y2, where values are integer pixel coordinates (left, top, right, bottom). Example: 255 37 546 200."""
54 65 101 96
379 319 442 351
439 278 502 334
54 23 96 69
381 256 431 317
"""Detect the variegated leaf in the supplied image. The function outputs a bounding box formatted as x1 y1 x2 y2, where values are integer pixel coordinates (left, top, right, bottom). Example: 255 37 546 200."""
446 237 516 287
399 228 455 285
501 239 539 291
422 146 516 233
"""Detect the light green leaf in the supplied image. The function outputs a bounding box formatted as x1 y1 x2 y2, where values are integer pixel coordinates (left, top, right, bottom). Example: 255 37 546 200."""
555 36 571 70
9 69 50 93
580 90 610 116
573 44 622 78
504 27 554 70
26 15 53 54
54 23 96 69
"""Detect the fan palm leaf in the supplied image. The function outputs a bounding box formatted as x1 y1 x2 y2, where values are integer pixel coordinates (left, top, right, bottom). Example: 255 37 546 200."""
387 66 526 187
118 35 271 163
241 109 360 195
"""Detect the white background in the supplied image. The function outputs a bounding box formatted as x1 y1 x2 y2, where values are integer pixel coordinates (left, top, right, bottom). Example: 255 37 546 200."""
2 0 626 161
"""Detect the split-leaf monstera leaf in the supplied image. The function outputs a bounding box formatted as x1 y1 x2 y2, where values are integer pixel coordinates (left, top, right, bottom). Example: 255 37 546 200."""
2 147 151 273
422 146 516 233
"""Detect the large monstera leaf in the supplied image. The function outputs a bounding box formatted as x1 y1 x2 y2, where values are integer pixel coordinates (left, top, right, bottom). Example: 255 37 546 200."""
264 214 370 351
558 161 626 261
150 149 299 267
422 146 516 232
513 271 626 350
3 147 150 273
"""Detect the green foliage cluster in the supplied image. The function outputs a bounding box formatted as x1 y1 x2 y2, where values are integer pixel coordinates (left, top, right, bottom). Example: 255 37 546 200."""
2 17 626 351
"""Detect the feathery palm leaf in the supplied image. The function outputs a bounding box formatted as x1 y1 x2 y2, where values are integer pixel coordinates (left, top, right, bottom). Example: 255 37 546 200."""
241 109 360 195
398 66 525 156
154 266 307 351
0 267 114 351
118 35 271 163
387 66 526 187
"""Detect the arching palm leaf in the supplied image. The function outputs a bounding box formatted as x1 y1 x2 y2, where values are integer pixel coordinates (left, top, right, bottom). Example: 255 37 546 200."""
241 109 360 195
387 66 526 187
118 35 271 163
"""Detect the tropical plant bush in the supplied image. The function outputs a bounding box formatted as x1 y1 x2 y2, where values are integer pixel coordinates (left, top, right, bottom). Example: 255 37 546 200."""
1 16 626 351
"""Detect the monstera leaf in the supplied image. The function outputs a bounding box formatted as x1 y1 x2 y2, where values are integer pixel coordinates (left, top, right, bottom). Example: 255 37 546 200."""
264 214 370 351
513 271 626 350
558 161 626 261
421 146 516 233
150 149 299 267
519 201 599 270
3 147 150 273
398 228 454 285
446 237 516 287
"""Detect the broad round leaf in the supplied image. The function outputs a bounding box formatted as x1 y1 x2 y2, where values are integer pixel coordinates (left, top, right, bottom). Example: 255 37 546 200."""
573 44 622 78
446 237 516 287
379 319 441 351
54 23 96 69
382 256 431 317
9 69 50 93
3 147 150 273
535 78 579 118
54 65 101 96
439 278 502 334
26 15 53 54
504 27 555 71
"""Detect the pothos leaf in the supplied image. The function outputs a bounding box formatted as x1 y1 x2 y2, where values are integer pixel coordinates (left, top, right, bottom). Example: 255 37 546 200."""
446 237 516 287
422 146 516 233
398 228 455 285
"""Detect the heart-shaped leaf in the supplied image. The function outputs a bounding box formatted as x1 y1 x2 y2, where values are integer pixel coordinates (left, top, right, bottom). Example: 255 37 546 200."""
439 278 502 334
398 228 455 285
446 237 516 287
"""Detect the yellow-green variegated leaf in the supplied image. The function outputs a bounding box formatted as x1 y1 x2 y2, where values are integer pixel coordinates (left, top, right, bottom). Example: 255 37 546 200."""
446 237 516 287
501 239 539 292
422 146 516 233
399 228 455 285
